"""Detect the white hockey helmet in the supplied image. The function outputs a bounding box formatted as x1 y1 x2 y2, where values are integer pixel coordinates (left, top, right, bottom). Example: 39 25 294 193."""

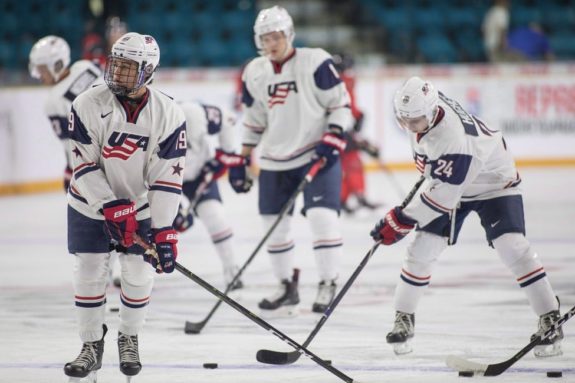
253 6 295 53
394 76 439 125
28 35 71 82
104 32 160 96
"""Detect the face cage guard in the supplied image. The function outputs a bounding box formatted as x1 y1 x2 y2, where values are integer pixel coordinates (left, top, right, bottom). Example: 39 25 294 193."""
104 56 147 97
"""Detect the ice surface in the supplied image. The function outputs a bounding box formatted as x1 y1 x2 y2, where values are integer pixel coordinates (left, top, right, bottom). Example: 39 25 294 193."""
0 169 573 383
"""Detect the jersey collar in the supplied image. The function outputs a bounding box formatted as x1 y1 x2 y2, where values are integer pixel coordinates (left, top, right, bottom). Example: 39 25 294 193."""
271 48 296 74
117 88 150 124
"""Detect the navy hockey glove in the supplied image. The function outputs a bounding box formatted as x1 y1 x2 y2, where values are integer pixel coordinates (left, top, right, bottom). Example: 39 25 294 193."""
146 227 178 273
370 207 416 245
199 149 233 183
173 203 194 233
227 153 253 193
314 125 347 170
103 199 138 247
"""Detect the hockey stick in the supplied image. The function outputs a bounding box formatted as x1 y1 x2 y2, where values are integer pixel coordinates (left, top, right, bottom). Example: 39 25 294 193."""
184 160 324 334
257 175 426 365
446 304 575 376
133 235 356 383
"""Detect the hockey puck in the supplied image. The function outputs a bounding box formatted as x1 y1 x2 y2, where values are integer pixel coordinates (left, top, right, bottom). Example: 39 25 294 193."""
547 371 562 378
203 363 218 369
109 307 119 312
458 371 474 377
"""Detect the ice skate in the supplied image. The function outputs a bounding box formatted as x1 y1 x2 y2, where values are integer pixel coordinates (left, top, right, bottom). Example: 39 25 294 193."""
118 332 141 379
259 269 300 318
532 309 564 357
386 311 414 355
357 195 381 210
312 279 337 313
64 325 107 382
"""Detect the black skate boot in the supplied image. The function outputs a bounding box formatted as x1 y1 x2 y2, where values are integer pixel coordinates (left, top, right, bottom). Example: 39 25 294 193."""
259 269 300 318
312 279 337 313
118 332 142 377
64 324 107 382
357 195 381 210
531 308 564 357
386 311 415 355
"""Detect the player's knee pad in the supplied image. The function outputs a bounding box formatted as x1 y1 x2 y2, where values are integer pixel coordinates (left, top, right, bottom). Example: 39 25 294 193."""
306 207 342 246
492 233 540 275
403 231 447 277
120 253 154 287
74 252 111 289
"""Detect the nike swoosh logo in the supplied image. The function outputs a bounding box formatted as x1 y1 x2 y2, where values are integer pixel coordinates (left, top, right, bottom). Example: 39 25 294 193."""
490 220 500 228
312 196 323 202
101 111 112 118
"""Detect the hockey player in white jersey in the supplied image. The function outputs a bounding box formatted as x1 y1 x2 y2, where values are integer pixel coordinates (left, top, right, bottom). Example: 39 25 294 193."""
370 76 563 356
174 101 244 290
29 35 101 191
230 6 353 316
64 33 186 382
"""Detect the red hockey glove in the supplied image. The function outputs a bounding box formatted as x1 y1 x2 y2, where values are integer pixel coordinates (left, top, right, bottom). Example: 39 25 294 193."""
102 199 138 247
370 207 416 245
146 227 178 273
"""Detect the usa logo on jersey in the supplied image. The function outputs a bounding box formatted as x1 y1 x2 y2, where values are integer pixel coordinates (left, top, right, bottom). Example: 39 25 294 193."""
268 81 298 108
103 132 150 160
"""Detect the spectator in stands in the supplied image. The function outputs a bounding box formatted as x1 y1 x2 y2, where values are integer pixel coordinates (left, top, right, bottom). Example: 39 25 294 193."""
482 0 510 62
82 16 128 69
507 22 554 62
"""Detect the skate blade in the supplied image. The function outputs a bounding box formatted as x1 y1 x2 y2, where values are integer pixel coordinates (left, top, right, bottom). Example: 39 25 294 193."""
260 305 300 319
534 341 563 358
392 340 413 355
68 371 97 383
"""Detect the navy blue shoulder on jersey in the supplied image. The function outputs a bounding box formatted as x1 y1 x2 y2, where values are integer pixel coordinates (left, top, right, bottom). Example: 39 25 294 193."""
241 81 254 107
314 59 342 90
429 153 472 185
158 122 187 159
68 107 92 144
48 115 70 139
202 104 223 134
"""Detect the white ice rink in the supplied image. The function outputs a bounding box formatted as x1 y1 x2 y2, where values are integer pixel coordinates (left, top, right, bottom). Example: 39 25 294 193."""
0 169 573 383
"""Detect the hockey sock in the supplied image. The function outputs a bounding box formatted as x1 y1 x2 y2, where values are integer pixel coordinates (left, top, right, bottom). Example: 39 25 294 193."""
118 253 154 336
394 232 446 314
262 214 295 281
196 200 236 269
74 252 111 342
307 208 342 281
493 233 558 315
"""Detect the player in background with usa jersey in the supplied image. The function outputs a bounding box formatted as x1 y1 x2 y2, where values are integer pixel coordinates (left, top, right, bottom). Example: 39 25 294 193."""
174 101 244 290
370 76 563 357
64 33 187 382
29 35 102 191
230 6 353 317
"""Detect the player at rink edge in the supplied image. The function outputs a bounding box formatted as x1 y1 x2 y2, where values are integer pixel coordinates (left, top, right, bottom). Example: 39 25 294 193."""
173 101 244 290
229 5 353 317
64 32 187 382
28 36 125 289
370 76 563 357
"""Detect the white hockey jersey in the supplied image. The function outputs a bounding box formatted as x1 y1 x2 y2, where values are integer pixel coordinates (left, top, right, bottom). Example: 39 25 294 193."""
67 85 187 229
178 101 237 181
403 92 521 228
44 60 102 167
241 48 352 171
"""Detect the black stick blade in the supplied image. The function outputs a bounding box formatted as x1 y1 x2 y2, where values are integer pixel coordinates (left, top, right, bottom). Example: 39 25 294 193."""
184 320 206 334
256 349 302 365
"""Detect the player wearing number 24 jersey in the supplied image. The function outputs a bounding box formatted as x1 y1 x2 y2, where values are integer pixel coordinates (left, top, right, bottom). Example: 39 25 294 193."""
370 76 562 358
